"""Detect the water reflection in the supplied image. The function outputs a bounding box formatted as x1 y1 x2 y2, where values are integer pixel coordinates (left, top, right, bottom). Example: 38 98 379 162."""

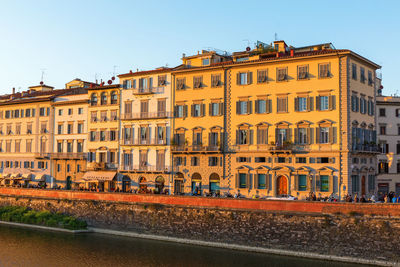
0 225 365 267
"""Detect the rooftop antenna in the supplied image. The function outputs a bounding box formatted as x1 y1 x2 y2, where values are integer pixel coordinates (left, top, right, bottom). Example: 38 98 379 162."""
40 68 46 83
274 33 278 41
95 73 99 84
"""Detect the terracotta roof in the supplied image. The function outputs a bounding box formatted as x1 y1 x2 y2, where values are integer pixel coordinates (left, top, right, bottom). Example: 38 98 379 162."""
89 84 121 90
118 67 173 78
172 49 380 73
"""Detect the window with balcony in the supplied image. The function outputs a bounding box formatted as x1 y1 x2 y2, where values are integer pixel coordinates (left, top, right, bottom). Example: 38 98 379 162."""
257 127 268 145
158 75 167 86
236 128 252 145
67 142 73 153
176 78 185 90
77 142 83 153
319 127 329 144
156 126 165 144
57 142 63 153
140 127 149 144
296 128 308 144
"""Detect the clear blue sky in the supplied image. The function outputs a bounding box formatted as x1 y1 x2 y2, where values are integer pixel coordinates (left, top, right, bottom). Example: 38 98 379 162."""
0 0 399 95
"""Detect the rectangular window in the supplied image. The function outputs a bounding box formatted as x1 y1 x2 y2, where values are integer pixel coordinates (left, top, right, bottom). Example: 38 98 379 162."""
320 96 329 111
237 129 252 145
297 128 308 144
191 157 200 166
57 142 63 153
320 127 329 144
77 123 83 134
77 142 83 153
319 63 330 78
68 108 73 115
67 124 73 134
256 100 266 114
380 126 386 135
239 173 247 188
58 109 63 116
257 174 266 189
208 157 218 166
257 128 268 145
39 108 45 116
298 175 307 191
202 58 210 66
255 157 266 163
238 72 248 85
78 108 84 114
351 175 360 193
158 75 167 86
277 68 287 81
211 74 221 87
67 142 73 153
320 175 329 192
368 71 373 86
176 78 185 90
360 67 365 83
352 63 357 80
236 100 252 115
277 97 288 113
297 65 308 80
193 76 203 88
296 157 307 163
379 108 386 117
257 70 267 83
297 97 307 112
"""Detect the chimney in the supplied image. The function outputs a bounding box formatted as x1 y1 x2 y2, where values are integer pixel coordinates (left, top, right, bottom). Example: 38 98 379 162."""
290 49 294 57
12 87 15 94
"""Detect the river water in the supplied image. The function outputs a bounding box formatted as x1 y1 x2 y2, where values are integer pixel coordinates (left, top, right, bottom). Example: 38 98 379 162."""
0 225 366 267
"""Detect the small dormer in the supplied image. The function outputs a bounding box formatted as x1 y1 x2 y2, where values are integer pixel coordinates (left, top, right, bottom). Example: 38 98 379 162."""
28 83 54 92
273 40 288 53
182 50 231 67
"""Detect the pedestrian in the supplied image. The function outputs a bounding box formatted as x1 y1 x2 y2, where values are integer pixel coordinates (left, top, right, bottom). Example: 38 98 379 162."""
392 194 397 203
384 194 388 203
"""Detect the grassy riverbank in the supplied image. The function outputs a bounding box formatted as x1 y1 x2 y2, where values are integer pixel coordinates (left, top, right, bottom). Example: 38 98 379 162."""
0 206 87 230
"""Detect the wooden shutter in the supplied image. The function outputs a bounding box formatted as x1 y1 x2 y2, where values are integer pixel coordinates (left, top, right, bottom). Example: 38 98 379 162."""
249 130 254 145
329 95 336 110
236 101 241 114
307 128 312 144
316 96 320 110
316 127 320 143
201 104 205 116
255 100 259 113
191 104 194 117
247 72 253 85
294 175 298 191
246 174 250 189
254 174 259 189
315 175 321 192
236 130 239 145
209 103 212 116
294 97 299 111
328 175 333 193
268 99 272 113
330 127 337 144
236 73 240 85
183 105 188 117
257 128 261 145
248 101 252 114
235 174 239 188
294 128 298 144
219 103 224 115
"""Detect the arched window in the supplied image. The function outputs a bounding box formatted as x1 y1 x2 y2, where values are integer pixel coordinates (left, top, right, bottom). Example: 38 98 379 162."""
90 93 98 106
101 92 107 105
111 91 118 104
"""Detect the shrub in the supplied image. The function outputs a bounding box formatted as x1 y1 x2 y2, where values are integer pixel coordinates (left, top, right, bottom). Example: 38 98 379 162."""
0 206 87 230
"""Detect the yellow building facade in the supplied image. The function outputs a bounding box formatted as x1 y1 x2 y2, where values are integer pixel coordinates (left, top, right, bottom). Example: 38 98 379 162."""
171 41 380 199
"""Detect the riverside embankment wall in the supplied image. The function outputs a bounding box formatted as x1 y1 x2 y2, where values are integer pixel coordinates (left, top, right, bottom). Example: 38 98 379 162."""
0 188 399 263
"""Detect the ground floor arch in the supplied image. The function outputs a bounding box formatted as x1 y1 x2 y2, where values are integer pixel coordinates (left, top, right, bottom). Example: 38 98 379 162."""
191 172 202 195
209 173 220 195
155 176 165 194
174 172 184 195
276 175 288 196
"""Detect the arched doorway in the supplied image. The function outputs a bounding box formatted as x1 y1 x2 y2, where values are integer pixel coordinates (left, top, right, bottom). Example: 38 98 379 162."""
276 175 288 196
191 173 202 195
209 173 220 195
66 176 72 190
122 176 131 192
174 172 184 195
155 176 165 194
361 176 366 196
139 177 147 193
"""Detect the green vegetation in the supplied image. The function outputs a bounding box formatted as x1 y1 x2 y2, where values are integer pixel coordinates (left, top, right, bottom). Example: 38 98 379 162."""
0 206 87 230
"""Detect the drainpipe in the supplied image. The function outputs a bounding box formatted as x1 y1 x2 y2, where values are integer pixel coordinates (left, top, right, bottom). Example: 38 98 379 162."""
170 73 175 195
223 67 227 186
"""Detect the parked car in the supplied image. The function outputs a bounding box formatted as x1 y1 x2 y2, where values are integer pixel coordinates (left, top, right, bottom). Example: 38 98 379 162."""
265 195 298 201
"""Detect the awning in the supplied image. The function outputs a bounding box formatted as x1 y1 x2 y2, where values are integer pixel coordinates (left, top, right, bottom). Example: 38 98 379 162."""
82 171 116 182
22 173 33 180
34 174 46 182
74 179 86 184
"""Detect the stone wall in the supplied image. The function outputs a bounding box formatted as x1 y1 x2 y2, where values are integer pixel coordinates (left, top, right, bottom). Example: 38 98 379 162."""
0 189 399 263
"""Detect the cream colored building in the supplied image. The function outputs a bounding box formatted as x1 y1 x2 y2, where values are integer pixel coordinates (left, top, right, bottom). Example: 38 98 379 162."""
118 68 173 193
52 87 88 189
376 93 400 198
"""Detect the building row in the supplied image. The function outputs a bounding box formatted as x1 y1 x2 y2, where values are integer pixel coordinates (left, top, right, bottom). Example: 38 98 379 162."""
1 40 393 199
